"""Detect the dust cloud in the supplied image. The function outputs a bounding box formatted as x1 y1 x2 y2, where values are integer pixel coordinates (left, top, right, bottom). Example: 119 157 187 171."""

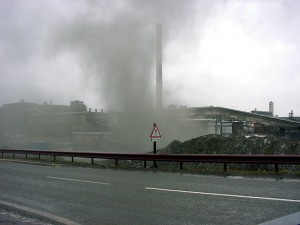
50 0 211 151
51 0 205 111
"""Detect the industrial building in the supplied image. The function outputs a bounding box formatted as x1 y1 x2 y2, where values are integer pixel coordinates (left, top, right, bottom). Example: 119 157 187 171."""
0 98 299 152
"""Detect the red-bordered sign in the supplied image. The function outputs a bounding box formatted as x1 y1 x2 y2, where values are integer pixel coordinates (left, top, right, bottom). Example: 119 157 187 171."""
150 123 161 142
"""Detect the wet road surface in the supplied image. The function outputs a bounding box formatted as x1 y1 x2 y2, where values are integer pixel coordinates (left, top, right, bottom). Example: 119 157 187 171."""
0 159 299 225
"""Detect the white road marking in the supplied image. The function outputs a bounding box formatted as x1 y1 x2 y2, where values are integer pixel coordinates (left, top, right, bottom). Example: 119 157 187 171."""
145 187 300 203
48 176 110 185
0 158 62 166
0 199 81 225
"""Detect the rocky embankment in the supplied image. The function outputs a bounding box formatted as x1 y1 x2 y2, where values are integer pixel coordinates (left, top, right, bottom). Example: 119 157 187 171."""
160 134 299 155
155 134 299 173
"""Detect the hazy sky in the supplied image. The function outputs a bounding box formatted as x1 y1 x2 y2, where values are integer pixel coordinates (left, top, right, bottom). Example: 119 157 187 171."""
0 0 299 116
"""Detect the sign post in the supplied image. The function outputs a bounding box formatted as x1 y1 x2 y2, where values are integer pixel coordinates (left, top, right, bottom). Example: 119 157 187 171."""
150 123 161 168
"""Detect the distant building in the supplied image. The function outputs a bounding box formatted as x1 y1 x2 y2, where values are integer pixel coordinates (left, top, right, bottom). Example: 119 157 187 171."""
70 100 87 112
0 99 89 137
251 109 273 117
269 101 274 115
280 110 300 122
251 101 274 117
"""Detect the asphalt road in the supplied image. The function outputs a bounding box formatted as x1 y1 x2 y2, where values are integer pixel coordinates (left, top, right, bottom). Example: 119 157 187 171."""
0 159 299 225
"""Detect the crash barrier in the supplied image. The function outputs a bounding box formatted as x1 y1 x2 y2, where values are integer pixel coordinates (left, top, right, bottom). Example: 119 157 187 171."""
0 148 299 173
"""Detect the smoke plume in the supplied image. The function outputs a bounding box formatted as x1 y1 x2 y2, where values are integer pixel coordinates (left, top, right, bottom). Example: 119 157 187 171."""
52 0 202 111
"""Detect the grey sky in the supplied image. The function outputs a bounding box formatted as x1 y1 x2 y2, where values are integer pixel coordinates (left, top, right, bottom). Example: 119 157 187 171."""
0 0 299 116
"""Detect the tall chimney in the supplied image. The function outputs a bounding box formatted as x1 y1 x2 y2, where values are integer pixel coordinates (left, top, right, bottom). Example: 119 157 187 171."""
156 24 163 109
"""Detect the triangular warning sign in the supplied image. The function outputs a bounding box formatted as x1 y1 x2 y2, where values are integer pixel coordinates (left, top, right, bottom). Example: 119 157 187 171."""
150 123 161 141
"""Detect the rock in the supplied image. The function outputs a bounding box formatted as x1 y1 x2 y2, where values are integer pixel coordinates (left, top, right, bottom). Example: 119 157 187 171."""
160 134 298 155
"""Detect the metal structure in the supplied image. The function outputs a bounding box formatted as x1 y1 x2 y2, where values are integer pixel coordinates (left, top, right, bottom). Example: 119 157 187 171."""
186 106 300 136
1 148 299 173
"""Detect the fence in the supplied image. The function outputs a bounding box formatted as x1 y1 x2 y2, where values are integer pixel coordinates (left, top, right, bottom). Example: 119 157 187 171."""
1 148 299 173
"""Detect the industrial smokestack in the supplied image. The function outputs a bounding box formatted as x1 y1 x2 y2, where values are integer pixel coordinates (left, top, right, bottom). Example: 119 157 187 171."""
156 24 162 109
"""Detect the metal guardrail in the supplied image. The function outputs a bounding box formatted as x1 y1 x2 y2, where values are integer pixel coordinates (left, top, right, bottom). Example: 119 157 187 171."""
0 148 299 172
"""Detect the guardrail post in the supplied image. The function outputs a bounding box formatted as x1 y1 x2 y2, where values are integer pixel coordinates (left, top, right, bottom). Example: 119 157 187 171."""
115 159 118 167
224 163 227 172
71 157 74 163
180 162 183 170
275 164 279 173
153 141 157 168
54 155 56 161
91 158 94 165
144 160 147 168
39 155 41 160
25 154 27 159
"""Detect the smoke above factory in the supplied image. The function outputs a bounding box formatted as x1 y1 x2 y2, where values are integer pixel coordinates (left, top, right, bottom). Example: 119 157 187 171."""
0 1 299 116
49 1 198 112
